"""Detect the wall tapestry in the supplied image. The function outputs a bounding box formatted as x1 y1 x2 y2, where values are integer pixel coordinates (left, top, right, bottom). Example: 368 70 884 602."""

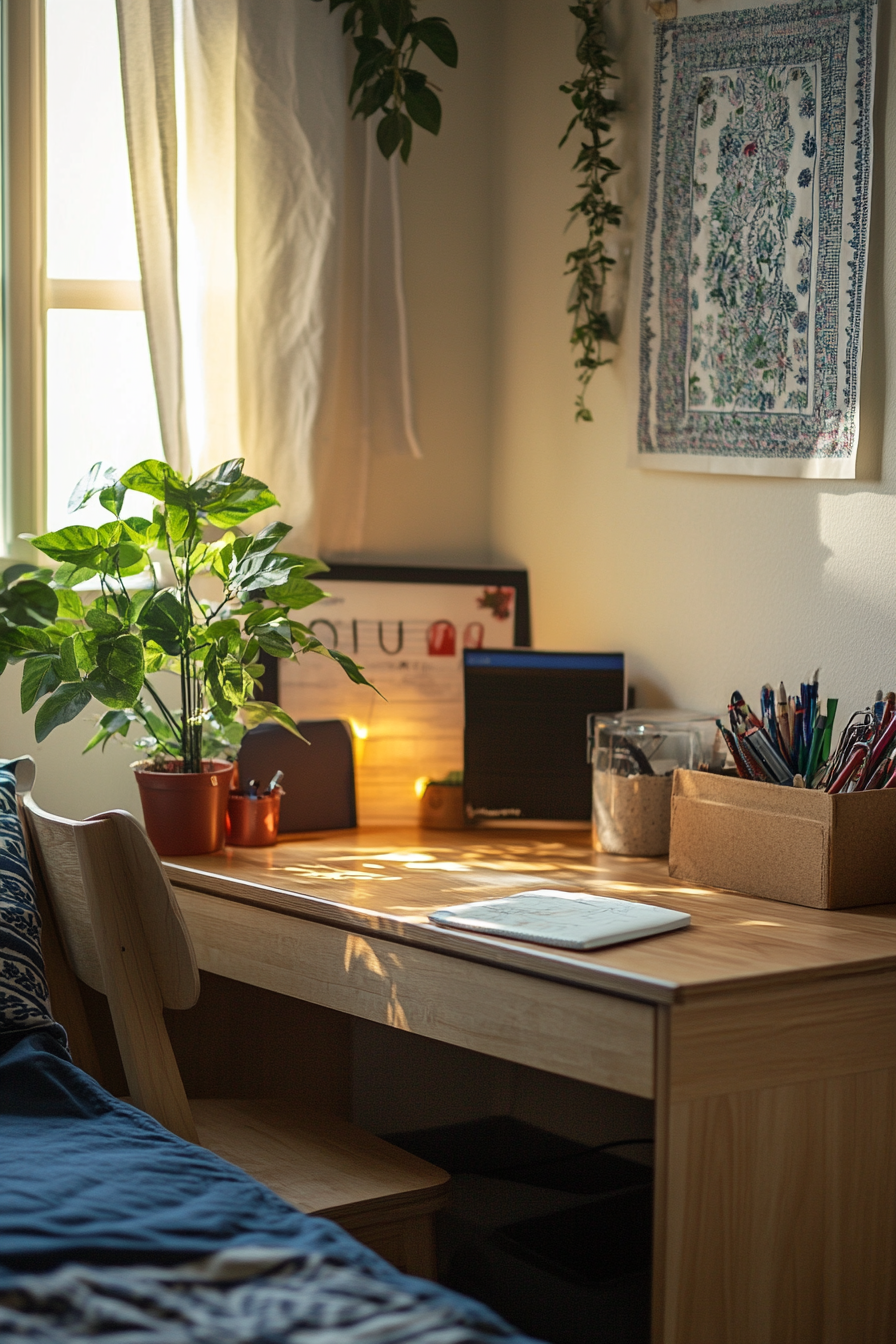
638 0 877 477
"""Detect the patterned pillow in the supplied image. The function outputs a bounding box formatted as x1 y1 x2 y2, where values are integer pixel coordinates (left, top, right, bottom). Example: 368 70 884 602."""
0 769 54 1031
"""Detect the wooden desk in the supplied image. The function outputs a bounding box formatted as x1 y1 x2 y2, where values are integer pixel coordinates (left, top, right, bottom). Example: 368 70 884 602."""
165 828 896 1344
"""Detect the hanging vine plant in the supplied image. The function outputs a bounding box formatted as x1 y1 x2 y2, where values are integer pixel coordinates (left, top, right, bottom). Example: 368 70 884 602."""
315 0 459 162
560 1 622 422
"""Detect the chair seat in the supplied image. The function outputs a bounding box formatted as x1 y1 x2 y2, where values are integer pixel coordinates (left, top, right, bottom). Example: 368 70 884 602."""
191 1098 449 1273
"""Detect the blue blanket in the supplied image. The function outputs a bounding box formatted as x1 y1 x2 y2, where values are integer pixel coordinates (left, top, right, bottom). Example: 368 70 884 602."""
0 768 540 1340
0 1027 539 1340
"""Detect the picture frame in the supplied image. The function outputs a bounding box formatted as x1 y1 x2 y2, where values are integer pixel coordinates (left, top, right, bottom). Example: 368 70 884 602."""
262 564 530 825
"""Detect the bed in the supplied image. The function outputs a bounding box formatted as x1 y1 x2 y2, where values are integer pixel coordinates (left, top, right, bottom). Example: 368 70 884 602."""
0 767 540 1343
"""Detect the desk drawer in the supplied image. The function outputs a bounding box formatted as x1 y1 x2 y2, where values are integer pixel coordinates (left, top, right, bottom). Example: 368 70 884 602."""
175 888 655 1099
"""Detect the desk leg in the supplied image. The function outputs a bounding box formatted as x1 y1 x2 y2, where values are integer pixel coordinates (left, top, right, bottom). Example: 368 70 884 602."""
652 981 896 1344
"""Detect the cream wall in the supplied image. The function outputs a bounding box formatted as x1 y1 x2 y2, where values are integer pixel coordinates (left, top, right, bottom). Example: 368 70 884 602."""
350 0 500 562
491 0 896 716
0 0 501 816
7 0 896 814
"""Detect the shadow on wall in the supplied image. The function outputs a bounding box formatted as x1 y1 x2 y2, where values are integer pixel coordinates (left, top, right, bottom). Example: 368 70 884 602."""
0 664 141 819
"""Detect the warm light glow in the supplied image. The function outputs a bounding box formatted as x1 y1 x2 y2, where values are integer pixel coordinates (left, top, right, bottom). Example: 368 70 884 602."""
414 776 430 799
350 720 370 741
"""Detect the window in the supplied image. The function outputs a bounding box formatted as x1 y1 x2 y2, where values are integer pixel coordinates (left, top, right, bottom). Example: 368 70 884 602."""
3 0 161 554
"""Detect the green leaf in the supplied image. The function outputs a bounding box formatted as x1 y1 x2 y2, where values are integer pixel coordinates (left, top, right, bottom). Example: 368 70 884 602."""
165 504 193 542
377 0 411 45
127 589 153 624
86 633 145 708
20 655 62 712
73 629 98 671
247 520 293 553
120 516 158 545
265 576 326 611
240 700 309 742
0 625 54 657
0 578 58 628
99 481 126 517
254 627 294 658
411 16 458 67
138 590 186 655
189 458 245 508
83 708 133 753
57 636 81 682
1 563 48 588
296 630 378 692
404 82 441 135
204 647 249 717
207 618 242 655
228 550 298 598
68 462 117 514
53 562 99 587
34 681 92 742
377 109 404 158
54 588 85 620
203 475 278 526
30 525 101 566
119 458 185 502
85 605 123 634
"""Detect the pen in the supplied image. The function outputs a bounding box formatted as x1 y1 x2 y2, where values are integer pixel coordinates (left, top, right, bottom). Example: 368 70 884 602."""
739 735 775 782
776 682 791 754
744 725 794 784
763 684 780 751
718 722 753 779
828 745 867 794
820 699 837 766
863 707 896 776
882 692 896 730
804 713 826 785
792 700 804 772
267 770 284 795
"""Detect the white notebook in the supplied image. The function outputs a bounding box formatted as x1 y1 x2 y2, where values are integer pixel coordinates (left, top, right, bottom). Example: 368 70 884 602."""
429 888 691 950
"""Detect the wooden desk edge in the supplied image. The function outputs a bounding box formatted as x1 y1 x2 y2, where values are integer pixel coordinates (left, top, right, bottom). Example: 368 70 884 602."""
168 866 896 1008
167 868 680 1005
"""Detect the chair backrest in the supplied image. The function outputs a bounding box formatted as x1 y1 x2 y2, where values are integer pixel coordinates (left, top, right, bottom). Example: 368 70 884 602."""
18 768 200 1143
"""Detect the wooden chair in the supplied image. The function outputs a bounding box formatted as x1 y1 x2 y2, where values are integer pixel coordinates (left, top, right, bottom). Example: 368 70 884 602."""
14 762 448 1278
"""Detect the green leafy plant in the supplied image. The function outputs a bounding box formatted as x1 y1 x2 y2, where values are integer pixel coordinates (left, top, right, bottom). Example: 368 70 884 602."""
560 0 622 422
0 458 374 773
313 0 458 161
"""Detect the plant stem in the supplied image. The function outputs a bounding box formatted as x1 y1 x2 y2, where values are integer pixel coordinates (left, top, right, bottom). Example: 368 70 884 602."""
144 680 180 735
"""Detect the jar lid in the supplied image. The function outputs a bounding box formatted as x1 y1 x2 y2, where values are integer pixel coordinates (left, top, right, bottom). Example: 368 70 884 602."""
591 708 717 735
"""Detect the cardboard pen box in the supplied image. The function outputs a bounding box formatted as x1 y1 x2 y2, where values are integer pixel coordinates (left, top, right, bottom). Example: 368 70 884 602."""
668 769 896 909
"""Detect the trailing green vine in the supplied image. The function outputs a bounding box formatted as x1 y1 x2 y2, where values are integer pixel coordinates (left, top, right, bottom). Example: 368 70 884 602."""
560 1 622 422
313 0 458 162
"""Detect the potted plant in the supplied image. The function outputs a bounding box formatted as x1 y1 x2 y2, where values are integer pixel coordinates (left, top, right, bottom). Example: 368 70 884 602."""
0 457 372 855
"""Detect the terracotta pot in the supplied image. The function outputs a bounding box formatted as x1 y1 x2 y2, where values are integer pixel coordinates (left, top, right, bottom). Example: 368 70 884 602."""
133 759 234 856
226 788 283 847
419 782 466 830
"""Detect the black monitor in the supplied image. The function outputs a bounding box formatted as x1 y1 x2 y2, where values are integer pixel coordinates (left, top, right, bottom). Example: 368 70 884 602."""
463 650 625 823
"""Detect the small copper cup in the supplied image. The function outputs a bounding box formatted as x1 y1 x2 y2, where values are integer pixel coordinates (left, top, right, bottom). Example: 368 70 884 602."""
226 787 283 847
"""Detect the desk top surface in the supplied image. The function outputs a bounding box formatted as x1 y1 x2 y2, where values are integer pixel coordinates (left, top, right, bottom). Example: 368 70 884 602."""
165 828 896 1005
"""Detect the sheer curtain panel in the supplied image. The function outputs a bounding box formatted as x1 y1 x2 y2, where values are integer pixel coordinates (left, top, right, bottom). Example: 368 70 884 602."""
116 0 421 549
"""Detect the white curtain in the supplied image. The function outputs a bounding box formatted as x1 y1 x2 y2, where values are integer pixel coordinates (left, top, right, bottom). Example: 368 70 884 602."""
116 0 421 551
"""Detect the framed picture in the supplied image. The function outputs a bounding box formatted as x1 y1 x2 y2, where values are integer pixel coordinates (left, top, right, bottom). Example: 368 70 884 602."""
268 564 530 825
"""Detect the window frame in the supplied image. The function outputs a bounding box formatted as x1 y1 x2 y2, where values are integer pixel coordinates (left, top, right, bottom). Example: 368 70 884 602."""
3 0 147 559
4 0 44 559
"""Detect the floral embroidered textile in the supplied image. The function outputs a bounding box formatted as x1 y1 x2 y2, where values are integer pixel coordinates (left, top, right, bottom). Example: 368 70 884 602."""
0 770 54 1033
639 0 877 477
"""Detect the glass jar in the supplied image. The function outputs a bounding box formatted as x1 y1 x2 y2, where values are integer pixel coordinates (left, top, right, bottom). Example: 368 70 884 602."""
588 711 720 856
